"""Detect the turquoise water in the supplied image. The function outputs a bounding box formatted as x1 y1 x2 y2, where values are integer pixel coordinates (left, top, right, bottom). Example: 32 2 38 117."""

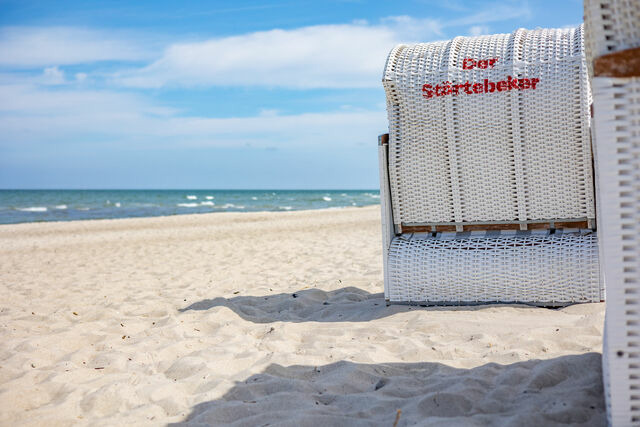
0 190 380 225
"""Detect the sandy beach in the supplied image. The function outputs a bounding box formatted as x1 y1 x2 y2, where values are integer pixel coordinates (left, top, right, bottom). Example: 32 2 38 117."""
0 206 605 426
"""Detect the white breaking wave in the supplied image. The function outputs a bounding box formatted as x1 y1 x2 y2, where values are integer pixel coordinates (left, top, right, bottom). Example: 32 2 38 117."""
55 205 68 210
114 202 121 207
200 201 215 206
19 207 47 212
78 207 90 211
221 203 245 209
205 196 214 200
323 196 332 201
280 206 293 210
251 196 258 200
186 195 197 200
370 194 380 199
178 203 198 208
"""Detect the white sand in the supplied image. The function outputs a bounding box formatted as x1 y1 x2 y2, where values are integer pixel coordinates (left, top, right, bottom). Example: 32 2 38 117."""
0 206 605 426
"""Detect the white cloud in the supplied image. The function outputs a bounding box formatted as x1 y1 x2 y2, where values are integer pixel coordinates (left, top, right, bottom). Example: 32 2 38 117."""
0 84 172 116
0 5 532 151
0 84 385 149
111 2 531 90
156 110 385 147
42 66 65 85
114 18 443 89
0 3 531 89
448 2 532 27
0 26 153 67
469 26 490 37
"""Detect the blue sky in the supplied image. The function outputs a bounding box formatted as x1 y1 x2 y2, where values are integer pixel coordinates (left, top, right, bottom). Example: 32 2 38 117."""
0 0 584 189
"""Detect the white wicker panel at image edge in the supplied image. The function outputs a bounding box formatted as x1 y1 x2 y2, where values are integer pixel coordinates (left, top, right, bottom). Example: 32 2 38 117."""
584 0 640 69
387 230 601 305
593 76 640 426
585 0 640 424
383 26 594 226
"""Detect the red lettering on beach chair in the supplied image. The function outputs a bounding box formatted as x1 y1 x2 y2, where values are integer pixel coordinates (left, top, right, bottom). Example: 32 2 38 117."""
422 84 434 99
462 58 499 70
483 79 495 93
421 76 540 99
507 76 520 90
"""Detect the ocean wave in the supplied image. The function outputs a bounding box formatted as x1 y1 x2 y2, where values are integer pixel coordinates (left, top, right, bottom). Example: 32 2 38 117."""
221 203 245 209
251 196 258 200
78 207 90 211
186 195 197 200
177 203 199 208
55 205 68 210
19 207 47 212
200 201 215 206
280 206 293 210
205 196 214 200
323 196 332 201
114 202 121 207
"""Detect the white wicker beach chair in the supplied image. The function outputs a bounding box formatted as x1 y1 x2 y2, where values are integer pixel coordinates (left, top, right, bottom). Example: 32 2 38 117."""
379 26 602 306
584 0 640 424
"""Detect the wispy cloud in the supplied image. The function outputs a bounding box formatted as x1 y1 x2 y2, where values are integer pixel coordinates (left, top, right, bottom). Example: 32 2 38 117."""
0 4 531 152
41 66 65 85
468 25 490 36
0 2 531 88
114 18 443 89
0 83 385 149
111 2 530 90
448 2 532 27
0 26 155 68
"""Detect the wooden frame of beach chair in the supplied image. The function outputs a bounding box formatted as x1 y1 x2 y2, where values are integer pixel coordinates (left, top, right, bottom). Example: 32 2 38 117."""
584 0 640 424
379 26 603 306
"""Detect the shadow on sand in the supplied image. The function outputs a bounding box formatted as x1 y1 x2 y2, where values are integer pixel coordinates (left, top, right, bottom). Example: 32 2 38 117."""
178 286 523 323
170 353 605 426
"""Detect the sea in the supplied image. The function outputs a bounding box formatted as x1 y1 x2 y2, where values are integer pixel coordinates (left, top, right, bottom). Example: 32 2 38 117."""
0 190 381 225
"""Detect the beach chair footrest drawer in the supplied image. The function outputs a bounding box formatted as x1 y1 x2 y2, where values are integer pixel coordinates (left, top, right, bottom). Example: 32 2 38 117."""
387 230 601 306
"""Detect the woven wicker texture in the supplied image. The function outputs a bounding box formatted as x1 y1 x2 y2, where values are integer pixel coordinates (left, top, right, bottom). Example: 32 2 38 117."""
383 26 594 227
585 0 640 68
594 75 640 427
386 230 601 305
585 1 640 424
592 76 640 426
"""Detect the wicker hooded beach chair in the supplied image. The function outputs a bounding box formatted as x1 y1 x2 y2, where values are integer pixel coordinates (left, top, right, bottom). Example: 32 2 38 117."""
584 0 640 424
379 25 603 306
